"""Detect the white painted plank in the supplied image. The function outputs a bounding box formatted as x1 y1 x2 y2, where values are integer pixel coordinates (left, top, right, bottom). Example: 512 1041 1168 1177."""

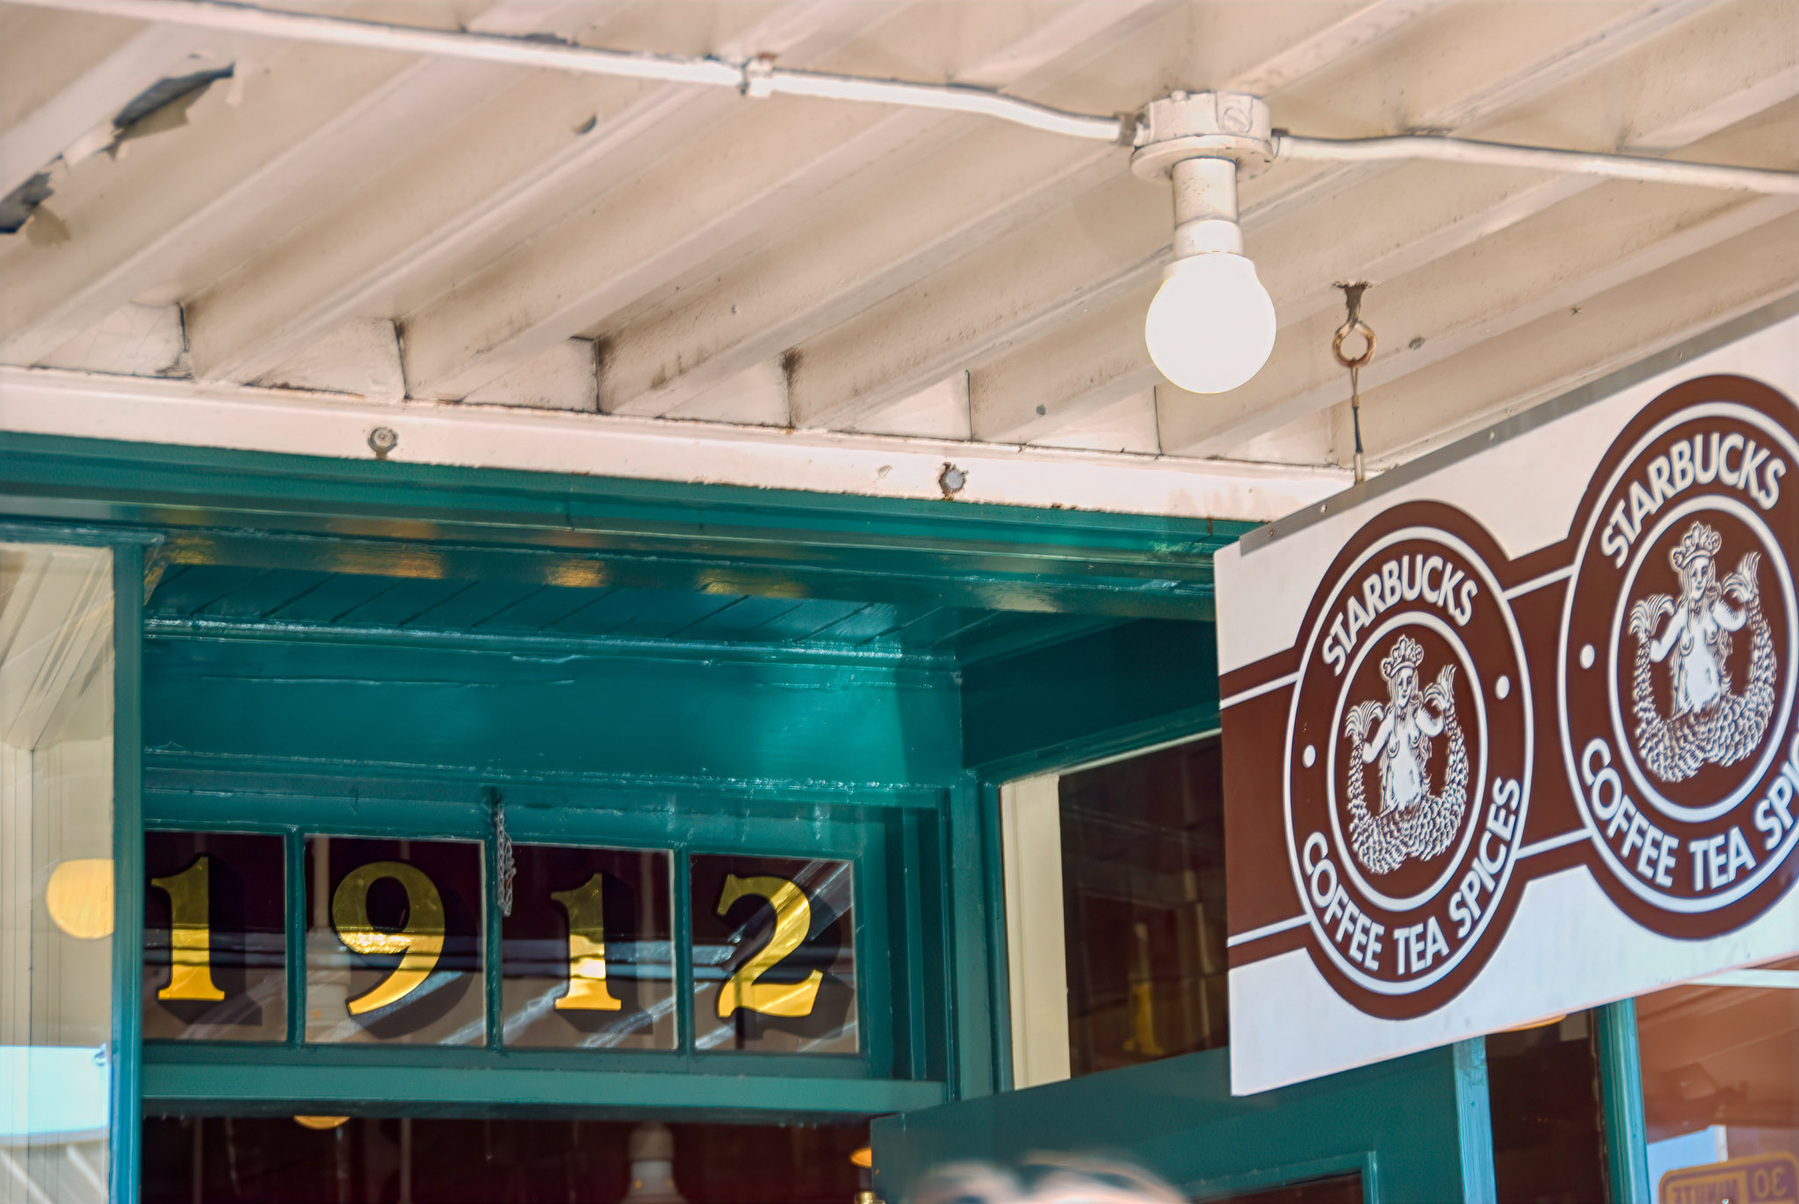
38 302 185 377
256 317 403 401
0 365 1349 524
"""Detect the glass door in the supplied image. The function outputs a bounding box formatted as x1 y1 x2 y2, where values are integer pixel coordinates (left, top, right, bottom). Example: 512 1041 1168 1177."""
0 543 118 1204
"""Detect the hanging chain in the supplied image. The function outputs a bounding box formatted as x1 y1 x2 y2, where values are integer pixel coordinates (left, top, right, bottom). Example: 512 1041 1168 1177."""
1333 282 1376 484
486 787 515 917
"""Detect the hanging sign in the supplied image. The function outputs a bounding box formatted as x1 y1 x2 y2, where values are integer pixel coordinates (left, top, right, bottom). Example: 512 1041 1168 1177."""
1217 317 1799 1094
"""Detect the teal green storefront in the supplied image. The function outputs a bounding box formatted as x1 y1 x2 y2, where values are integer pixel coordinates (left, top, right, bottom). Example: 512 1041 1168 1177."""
0 431 1655 1203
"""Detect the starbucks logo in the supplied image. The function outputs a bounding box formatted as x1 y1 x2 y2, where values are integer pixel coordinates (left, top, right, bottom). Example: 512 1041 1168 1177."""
1285 507 1532 1017
1560 384 1799 933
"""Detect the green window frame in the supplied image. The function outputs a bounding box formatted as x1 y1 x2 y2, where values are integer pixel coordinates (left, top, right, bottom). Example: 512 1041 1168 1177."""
140 770 953 1118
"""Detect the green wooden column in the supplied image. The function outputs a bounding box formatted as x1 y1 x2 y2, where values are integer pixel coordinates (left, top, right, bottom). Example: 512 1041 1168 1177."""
1597 999 1651 1203
112 542 147 1204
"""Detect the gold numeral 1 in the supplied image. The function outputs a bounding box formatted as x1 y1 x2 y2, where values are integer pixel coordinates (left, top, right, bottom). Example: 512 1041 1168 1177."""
715 874 821 1019
151 856 225 1002
332 861 445 1015
551 872 622 1011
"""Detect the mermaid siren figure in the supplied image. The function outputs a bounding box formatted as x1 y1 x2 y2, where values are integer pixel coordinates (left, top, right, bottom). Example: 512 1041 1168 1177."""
1628 520 1777 782
1342 635 1470 875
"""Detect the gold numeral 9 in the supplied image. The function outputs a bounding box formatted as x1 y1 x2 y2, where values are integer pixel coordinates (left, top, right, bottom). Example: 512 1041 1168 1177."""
151 856 225 1002
715 874 821 1019
552 872 622 1011
331 861 445 1015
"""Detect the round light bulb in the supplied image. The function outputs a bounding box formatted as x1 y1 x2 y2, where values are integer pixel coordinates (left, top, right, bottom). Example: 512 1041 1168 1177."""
1144 252 1277 394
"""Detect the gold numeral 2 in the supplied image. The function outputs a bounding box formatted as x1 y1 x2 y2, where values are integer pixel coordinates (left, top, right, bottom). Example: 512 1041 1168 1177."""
715 874 821 1019
552 872 622 1011
331 861 445 1015
151 856 225 1002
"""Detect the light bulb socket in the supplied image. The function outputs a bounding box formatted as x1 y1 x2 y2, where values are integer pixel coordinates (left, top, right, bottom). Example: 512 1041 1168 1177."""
1130 92 1273 181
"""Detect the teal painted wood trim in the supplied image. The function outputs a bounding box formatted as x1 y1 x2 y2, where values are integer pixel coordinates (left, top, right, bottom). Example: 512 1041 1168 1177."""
1453 1039 1498 1204
872 1044 1477 1204
144 632 966 790
141 1056 943 1119
962 619 1220 777
111 543 147 1204
980 781 1013 1095
1597 999 1652 1204
945 779 999 1100
0 434 1248 618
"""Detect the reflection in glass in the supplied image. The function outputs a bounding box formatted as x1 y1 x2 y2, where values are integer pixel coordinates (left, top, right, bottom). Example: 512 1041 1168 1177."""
501 845 675 1049
0 543 115 1201
143 832 287 1042
1059 737 1228 1076
690 856 857 1054
304 837 484 1046
1638 958 1799 1196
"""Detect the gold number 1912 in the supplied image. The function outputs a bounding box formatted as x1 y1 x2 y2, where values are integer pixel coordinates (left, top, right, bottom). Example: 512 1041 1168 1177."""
151 856 225 1002
715 874 821 1019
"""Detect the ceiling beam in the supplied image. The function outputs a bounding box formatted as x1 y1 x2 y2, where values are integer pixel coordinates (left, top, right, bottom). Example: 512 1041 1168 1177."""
396 0 1175 402
597 0 1455 426
1162 186 1797 458
1353 212 1799 465
173 1 886 388
0 364 1348 524
779 0 1726 437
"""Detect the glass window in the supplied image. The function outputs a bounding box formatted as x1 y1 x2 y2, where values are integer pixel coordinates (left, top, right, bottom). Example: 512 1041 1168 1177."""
1486 1012 1608 1204
690 855 857 1054
500 844 675 1049
0 543 116 1202
143 831 286 1042
1637 957 1799 1201
1059 737 1228 1076
304 837 485 1045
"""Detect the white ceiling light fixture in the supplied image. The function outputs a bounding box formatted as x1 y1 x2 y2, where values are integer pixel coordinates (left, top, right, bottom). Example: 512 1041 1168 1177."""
1131 93 1278 395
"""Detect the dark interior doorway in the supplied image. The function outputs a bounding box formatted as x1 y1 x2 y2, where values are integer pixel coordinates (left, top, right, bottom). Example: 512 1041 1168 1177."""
142 1115 869 1204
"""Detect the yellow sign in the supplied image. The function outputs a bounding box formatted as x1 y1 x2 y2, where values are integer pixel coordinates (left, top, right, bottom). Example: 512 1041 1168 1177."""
1660 1152 1799 1204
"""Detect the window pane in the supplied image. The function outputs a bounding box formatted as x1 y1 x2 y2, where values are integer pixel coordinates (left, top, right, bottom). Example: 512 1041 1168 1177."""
1638 958 1799 1199
690 855 857 1054
143 831 286 1042
0 543 115 1202
1060 737 1228 1076
500 844 675 1049
1486 1012 1608 1204
304 837 484 1046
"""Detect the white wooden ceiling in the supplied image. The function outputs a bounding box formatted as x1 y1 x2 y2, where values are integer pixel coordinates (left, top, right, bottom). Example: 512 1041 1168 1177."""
1 0 1794 515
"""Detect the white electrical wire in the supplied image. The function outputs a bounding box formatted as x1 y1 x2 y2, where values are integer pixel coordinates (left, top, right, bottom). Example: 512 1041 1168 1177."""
28 0 749 86
1276 134 1799 195
756 69 1124 142
23 0 1799 190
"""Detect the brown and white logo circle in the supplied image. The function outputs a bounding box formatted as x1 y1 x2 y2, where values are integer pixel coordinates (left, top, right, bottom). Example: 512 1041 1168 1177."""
1286 506 1532 1018
1560 382 1799 934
